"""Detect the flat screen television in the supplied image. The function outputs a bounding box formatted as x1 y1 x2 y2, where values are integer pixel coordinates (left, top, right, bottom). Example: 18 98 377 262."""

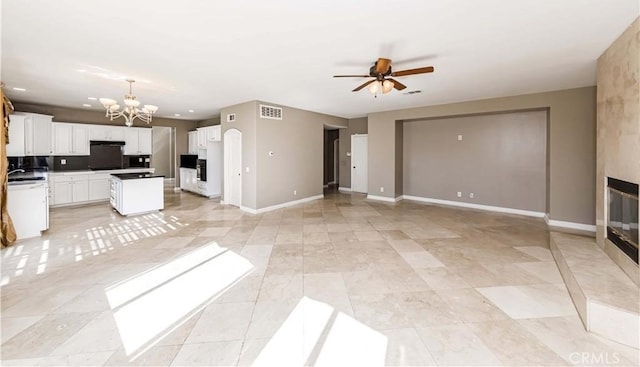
89 141 124 170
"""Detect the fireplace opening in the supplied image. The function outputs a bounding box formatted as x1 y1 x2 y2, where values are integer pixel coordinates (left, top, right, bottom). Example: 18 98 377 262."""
607 177 639 264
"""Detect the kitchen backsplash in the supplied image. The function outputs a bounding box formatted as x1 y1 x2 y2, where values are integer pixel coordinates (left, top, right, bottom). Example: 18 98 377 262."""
49 155 151 171
51 156 90 171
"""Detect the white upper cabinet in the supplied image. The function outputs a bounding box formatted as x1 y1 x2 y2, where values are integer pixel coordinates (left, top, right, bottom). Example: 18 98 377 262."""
52 123 90 156
188 131 198 154
6 114 26 157
90 125 125 142
124 127 152 155
194 125 221 150
207 125 221 141
25 114 53 156
197 128 207 148
7 113 53 157
138 128 152 154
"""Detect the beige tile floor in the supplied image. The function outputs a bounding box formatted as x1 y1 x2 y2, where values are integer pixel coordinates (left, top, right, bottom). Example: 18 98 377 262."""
1 188 638 366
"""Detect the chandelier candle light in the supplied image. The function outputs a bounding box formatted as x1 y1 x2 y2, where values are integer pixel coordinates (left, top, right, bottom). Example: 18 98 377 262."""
99 79 158 127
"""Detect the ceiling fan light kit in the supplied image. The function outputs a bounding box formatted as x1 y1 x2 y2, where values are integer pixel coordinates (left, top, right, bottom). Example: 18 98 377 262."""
99 79 158 127
333 57 434 97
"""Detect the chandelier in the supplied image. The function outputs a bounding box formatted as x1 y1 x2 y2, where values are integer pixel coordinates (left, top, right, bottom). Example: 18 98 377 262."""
99 79 158 127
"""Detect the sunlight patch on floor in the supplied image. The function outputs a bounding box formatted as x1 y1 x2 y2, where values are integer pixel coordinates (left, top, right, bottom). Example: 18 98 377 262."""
253 296 387 366
105 242 254 358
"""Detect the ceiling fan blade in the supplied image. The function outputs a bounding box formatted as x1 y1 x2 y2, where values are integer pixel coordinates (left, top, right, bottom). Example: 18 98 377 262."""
353 79 376 92
391 66 434 77
388 78 407 90
333 75 371 78
375 58 392 74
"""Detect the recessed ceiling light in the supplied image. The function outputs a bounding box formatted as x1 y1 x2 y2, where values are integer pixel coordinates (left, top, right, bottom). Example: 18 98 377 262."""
188 109 195 113
174 113 181 117
88 97 97 101
12 87 26 92
82 104 92 107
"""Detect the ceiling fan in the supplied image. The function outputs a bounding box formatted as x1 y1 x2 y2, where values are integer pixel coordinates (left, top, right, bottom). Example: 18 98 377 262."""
333 58 434 95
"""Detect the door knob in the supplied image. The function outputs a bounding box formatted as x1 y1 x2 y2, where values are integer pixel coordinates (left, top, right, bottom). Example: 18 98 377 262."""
353 166 356 168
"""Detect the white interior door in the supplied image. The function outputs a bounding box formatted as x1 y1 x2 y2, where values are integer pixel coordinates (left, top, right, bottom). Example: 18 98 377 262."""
351 134 368 193
224 129 242 207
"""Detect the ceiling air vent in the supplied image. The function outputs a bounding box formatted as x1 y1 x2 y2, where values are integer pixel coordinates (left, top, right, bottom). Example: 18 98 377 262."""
403 90 422 95
227 113 236 122
260 104 283 120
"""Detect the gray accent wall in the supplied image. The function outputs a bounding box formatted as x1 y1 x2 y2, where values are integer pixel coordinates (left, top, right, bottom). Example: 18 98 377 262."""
338 117 368 189
403 111 547 212
368 86 596 225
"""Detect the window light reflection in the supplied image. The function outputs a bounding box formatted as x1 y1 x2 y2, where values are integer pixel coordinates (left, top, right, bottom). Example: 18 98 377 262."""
252 297 388 366
106 242 254 358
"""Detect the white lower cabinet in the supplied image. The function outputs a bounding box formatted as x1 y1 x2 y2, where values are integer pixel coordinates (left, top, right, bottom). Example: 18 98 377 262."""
180 168 198 192
50 169 154 207
7 183 49 240
52 175 89 205
88 174 111 201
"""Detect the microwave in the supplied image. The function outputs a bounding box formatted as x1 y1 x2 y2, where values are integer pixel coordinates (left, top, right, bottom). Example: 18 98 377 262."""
180 155 198 169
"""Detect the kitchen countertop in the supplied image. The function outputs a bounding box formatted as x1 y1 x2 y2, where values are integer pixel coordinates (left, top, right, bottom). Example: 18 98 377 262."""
49 168 154 176
111 173 165 180
8 181 47 189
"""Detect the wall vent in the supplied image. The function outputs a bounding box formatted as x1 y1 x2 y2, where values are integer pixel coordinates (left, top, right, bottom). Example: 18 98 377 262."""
260 104 283 120
227 113 236 122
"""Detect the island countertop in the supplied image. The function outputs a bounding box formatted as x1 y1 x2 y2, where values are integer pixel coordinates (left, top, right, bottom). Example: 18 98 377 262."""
111 173 165 180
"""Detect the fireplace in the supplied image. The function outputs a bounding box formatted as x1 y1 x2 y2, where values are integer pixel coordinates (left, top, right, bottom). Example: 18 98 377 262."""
607 177 639 264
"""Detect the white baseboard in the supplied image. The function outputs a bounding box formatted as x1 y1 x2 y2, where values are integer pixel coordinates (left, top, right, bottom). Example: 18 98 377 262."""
173 187 181 192
544 215 596 232
402 195 545 218
367 195 402 203
338 187 352 192
240 194 325 214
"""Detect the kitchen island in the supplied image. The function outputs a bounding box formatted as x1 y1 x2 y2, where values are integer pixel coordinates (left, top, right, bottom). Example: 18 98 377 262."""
110 173 164 216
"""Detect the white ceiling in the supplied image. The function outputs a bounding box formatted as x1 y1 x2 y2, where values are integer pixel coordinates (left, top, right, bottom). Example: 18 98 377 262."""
1 0 638 121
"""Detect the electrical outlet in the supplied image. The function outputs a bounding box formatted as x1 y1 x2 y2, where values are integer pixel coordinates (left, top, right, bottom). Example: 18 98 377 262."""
457 191 462 198
380 187 384 193
61 159 67 165
457 135 463 141
469 193 474 198
293 190 297 196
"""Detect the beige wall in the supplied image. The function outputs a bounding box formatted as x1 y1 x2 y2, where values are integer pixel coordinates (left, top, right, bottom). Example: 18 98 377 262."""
403 111 547 212
255 101 346 209
221 101 258 209
368 86 596 225
338 117 368 188
595 18 639 280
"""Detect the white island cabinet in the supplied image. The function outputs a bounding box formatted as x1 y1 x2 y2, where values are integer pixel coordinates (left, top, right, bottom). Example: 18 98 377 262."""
110 173 164 216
